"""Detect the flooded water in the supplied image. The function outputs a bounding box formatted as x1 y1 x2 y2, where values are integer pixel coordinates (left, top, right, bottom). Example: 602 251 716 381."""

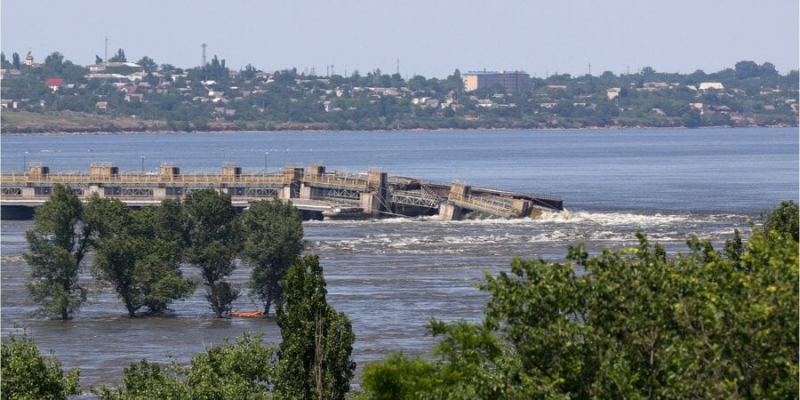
1 128 797 392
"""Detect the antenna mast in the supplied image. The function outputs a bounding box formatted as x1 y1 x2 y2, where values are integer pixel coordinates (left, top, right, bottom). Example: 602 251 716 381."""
104 33 108 62
201 43 207 66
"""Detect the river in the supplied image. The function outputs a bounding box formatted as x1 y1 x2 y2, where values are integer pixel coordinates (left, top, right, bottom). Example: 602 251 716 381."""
1 127 797 392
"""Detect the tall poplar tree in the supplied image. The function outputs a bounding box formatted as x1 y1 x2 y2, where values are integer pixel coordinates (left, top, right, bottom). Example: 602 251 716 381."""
275 256 355 400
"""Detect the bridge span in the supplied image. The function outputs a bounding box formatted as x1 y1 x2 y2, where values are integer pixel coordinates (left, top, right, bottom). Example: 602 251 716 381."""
0 163 563 221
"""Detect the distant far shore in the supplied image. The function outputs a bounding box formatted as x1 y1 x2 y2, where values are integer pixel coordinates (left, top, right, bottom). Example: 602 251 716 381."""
1 124 795 137
1 111 795 137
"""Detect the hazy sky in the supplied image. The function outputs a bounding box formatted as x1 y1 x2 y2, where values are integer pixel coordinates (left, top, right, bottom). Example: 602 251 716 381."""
2 1 798 78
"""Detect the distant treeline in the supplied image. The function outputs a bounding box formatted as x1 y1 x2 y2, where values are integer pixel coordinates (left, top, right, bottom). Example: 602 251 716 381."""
1 50 798 132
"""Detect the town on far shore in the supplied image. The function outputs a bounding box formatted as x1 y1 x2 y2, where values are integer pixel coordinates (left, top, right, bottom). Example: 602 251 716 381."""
1 49 797 133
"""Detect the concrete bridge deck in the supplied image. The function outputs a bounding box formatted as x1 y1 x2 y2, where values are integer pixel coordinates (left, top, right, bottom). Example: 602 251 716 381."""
0 163 563 221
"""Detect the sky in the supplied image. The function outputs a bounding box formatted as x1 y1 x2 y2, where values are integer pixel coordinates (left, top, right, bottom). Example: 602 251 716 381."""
2 0 798 79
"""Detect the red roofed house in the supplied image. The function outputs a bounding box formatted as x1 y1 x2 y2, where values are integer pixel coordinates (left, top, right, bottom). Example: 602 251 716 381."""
45 77 66 92
119 85 138 94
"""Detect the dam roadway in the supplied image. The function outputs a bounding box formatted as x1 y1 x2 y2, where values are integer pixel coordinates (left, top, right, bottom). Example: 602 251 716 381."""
0 163 563 220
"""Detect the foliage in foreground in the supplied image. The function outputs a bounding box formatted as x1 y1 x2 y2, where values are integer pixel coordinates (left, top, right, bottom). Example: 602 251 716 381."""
93 331 275 400
92 256 355 400
361 204 799 399
275 255 357 400
1 329 80 400
11 202 796 399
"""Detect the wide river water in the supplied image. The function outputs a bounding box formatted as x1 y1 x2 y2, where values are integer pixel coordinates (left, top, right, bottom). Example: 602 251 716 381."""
1 128 797 392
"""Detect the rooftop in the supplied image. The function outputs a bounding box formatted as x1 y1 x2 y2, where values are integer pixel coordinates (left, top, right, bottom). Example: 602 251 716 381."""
464 70 528 75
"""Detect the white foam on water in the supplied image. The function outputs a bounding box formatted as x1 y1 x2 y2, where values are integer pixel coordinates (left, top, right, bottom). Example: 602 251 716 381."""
535 209 693 226
0 254 25 263
525 230 573 242
305 210 746 229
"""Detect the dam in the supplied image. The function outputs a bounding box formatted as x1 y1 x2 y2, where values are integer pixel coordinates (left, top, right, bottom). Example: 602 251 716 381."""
0 163 563 220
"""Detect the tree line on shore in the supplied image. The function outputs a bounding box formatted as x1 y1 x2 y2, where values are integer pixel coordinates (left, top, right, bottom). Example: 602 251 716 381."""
2 196 797 399
1 49 798 133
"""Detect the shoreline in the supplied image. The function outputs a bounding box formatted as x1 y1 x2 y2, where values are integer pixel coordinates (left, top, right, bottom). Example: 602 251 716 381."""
0 124 795 137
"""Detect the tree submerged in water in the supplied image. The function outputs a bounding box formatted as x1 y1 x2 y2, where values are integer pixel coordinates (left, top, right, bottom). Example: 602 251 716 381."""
24 184 90 320
182 188 242 318
240 198 304 316
86 196 195 317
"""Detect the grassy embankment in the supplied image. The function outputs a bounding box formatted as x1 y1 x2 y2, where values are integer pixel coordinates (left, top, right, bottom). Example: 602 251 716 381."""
0 111 338 134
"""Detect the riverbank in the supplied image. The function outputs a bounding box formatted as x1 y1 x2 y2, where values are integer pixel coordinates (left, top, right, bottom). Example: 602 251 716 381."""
1 110 795 136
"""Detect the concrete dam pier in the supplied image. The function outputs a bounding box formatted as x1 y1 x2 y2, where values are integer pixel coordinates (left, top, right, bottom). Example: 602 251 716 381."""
0 163 563 221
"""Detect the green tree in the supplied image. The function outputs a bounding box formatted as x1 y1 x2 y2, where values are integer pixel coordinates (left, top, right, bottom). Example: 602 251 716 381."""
24 184 90 320
198 55 229 81
760 62 778 77
42 52 65 78
131 201 196 313
760 200 798 242
109 48 127 63
95 55 103 64
735 60 761 80
681 108 702 128
94 331 276 400
1 328 81 399
241 199 304 315
86 197 195 316
361 353 439 400
275 256 356 400
183 188 240 318
242 64 258 80
12 52 21 69
362 322 517 400
0 52 11 69
362 203 799 399
137 56 157 73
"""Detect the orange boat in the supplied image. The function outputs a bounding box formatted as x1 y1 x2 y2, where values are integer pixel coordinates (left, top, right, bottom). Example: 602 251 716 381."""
229 311 265 318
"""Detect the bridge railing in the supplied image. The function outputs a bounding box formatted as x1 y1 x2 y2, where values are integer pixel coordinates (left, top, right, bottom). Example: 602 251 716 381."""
0 173 290 185
302 174 369 189
448 193 514 216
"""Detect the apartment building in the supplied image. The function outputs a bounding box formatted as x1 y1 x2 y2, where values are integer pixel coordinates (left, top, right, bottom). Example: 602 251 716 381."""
462 70 530 92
